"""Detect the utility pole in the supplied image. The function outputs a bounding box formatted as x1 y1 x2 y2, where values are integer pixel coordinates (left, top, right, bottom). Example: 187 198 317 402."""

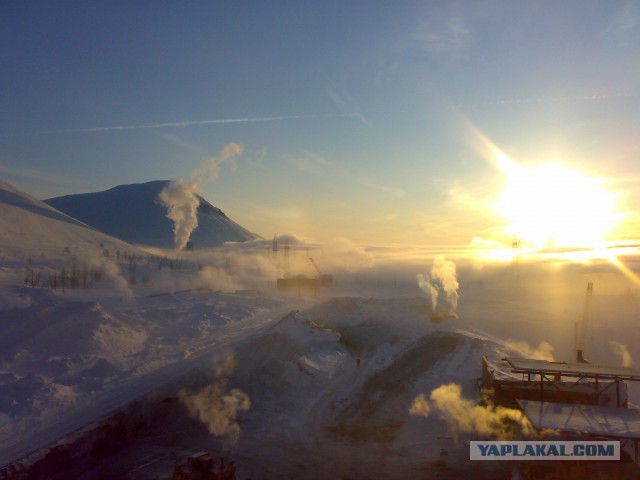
512 235 521 280
575 282 593 363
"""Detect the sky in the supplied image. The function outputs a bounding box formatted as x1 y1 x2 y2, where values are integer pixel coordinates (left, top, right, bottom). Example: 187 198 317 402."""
1 1 640 249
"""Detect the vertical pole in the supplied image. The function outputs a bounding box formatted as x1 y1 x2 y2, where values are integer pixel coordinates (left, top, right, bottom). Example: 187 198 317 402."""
576 283 593 362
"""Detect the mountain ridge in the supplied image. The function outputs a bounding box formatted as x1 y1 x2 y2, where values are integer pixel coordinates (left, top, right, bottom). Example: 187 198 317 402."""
0 180 138 262
46 180 260 249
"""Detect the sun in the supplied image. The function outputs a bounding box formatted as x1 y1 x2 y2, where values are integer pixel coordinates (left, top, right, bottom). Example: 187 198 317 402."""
494 162 617 249
458 117 620 252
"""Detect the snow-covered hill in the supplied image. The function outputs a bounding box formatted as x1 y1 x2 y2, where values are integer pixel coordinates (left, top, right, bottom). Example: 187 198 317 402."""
46 180 260 249
3 181 640 477
0 180 138 263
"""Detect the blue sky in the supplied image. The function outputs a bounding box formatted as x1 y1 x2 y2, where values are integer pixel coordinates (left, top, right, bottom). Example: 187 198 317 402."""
2 1 639 247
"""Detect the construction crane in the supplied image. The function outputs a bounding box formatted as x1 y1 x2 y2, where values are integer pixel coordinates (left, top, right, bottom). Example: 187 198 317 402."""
275 250 333 291
307 256 333 286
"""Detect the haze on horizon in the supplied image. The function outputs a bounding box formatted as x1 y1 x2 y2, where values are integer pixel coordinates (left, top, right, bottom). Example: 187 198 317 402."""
1 1 639 253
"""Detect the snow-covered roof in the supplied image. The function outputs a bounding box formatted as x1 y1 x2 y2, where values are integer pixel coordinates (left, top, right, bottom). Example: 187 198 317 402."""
505 357 640 381
518 400 640 440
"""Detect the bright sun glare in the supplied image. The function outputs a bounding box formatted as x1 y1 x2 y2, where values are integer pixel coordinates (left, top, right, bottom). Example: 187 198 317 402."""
495 162 617 249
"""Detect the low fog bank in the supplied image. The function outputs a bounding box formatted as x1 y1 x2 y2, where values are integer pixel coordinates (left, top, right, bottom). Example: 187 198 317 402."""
137 237 640 307
133 239 640 374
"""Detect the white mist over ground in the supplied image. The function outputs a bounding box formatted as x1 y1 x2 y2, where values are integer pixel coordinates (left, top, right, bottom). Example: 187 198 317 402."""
2 240 640 478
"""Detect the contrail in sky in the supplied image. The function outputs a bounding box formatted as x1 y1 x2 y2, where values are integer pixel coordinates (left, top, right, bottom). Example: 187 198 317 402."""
41 113 338 134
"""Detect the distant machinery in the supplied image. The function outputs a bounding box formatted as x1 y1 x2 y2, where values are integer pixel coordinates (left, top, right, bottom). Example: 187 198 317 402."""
273 238 333 292
307 256 333 286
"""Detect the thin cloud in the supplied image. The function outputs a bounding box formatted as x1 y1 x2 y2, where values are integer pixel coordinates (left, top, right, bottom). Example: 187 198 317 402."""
286 151 330 175
358 178 407 198
445 180 495 211
287 150 407 199
446 93 636 111
326 87 373 129
39 113 339 135
414 14 473 59
607 2 640 33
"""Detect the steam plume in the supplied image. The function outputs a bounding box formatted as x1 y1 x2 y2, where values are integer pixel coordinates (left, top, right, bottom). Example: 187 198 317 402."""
179 353 250 442
410 383 536 440
198 265 242 292
609 340 633 367
192 142 243 182
408 393 431 417
159 142 244 251
417 255 459 320
158 178 201 252
504 340 555 362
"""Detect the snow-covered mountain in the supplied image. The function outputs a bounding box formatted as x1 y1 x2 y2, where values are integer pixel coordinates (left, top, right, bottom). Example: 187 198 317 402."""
0 180 137 263
46 180 260 249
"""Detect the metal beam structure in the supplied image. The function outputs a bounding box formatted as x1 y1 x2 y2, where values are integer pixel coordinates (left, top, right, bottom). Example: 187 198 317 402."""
504 357 640 407
505 357 640 381
518 400 640 464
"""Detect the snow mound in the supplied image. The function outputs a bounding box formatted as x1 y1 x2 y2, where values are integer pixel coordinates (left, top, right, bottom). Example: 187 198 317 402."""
2 300 146 363
90 304 148 358
235 310 348 389
298 350 346 379
269 310 341 345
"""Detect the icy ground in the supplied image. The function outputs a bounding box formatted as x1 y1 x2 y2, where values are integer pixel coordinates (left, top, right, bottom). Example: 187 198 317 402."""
1 257 640 478
0 269 295 467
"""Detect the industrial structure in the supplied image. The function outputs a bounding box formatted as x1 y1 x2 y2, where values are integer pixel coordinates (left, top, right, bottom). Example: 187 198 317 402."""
482 356 636 408
272 235 333 292
479 282 640 479
275 258 334 291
